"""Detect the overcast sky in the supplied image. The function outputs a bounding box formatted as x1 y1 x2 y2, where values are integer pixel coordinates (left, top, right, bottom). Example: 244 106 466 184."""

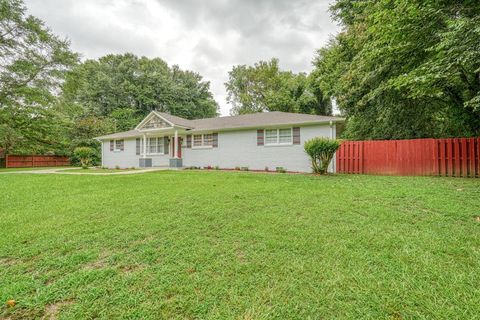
25 0 339 116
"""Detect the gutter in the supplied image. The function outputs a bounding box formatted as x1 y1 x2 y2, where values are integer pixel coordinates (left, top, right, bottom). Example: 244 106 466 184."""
93 118 346 139
186 119 346 134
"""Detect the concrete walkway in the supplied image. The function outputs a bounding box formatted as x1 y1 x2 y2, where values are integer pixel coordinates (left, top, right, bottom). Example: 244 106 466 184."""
0 167 175 175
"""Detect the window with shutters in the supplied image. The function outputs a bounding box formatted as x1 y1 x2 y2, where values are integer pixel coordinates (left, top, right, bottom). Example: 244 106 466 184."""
147 137 165 154
264 128 293 146
192 133 214 148
114 139 124 151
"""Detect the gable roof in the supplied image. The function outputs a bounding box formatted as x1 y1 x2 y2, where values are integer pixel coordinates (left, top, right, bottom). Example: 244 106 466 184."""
95 111 345 140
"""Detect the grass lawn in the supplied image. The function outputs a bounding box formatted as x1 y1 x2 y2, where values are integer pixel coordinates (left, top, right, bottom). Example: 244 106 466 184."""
59 168 136 174
0 171 479 319
0 167 73 172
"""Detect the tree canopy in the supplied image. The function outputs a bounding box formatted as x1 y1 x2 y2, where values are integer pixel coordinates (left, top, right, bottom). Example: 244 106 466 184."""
225 58 332 116
313 0 480 139
0 0 219 158
62 54 219 122
0 0 78 154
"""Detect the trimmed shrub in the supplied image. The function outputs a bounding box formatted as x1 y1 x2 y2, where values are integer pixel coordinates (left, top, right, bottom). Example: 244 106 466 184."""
304 137 341 174
70 139 101 166
73 147 96 169
276 167 286 173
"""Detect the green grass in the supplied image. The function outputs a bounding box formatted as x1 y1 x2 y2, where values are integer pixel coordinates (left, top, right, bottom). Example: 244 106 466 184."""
60 168 136 173
0 171 479 319
0 166 73 172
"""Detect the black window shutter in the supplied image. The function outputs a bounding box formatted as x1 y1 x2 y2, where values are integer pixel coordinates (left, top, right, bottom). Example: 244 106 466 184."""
136 138 140 155
110 140 114 151
186 135 192 148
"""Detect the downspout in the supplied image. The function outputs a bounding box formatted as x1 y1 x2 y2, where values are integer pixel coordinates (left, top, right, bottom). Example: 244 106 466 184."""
329 120 335 173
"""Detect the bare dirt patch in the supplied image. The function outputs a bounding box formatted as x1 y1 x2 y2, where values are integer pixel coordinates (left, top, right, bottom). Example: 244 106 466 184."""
119 263 145 274
43 300 74 320
83 251 109 270
0 257 20 267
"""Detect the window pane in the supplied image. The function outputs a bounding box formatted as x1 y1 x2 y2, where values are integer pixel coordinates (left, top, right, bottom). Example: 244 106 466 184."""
279 129 292 143
115 140 123 150
157 138 164 154
149 138 157 153
265 129 278 144
203 134 213 146
193 135 202 146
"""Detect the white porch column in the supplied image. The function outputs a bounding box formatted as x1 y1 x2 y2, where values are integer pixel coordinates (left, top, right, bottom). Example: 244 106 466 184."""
174 129 178 159
143 134 147 158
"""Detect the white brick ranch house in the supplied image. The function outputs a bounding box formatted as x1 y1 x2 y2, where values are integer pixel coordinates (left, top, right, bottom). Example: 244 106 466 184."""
95 111 345 172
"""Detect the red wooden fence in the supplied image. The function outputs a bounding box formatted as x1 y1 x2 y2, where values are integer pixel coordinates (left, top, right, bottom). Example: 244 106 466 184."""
336 138 480 177
5 155 70 168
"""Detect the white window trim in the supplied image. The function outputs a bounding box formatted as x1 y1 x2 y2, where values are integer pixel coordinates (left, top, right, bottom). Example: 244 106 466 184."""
264 128 293 146
114 139 124 152
192 133 214 149
146 137 166 155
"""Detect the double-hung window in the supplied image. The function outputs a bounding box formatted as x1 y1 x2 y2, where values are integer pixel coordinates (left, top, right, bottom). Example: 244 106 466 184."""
147 137 165 154
193 134 213 148
203 134 213 146
193 134 202 147
114 139 124 151
264 128 292 145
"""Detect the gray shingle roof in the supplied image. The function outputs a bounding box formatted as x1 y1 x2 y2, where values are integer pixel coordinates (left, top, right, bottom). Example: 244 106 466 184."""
190 111 344 131
154 111 194 128
95 111 345 139
95 129 142 140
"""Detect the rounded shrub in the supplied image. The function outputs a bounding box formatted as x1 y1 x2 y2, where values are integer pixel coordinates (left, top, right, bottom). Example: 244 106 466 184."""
73 147 96 169
304 137 341 174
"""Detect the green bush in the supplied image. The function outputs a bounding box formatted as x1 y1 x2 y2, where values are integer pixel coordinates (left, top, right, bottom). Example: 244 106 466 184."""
73 147 96 169
70 139 101 166
276 167 286 173
304 137 341 174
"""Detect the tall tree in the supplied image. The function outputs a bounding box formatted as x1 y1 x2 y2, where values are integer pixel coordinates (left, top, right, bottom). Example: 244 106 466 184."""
61 54 219 125
0 0 78 154
313 0 480 139
225 58 332 116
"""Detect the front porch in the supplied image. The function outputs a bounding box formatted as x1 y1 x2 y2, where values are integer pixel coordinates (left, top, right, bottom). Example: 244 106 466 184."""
139 129 185 169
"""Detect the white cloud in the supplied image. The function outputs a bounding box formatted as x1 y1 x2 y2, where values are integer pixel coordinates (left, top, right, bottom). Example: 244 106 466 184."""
25 0 339 115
